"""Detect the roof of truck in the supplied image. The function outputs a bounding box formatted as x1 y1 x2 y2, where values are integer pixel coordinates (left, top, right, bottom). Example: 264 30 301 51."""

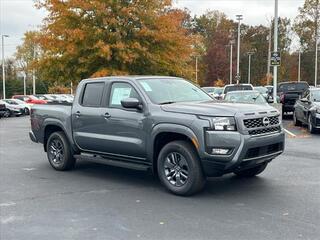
83 76 183 81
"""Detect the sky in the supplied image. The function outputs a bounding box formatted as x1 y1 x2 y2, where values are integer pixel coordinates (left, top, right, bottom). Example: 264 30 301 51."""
0 0 305 58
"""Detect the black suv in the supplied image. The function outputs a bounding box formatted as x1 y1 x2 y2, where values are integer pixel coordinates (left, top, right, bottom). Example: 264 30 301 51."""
278 81 309 117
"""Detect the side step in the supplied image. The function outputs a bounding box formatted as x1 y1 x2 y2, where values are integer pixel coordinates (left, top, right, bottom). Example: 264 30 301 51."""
74 153 151 171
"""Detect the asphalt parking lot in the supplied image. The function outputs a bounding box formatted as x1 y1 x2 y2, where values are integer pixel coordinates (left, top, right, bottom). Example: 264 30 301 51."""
0 116 319 240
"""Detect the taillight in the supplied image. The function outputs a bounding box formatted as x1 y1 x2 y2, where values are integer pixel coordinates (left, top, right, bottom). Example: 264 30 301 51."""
280 94 284 103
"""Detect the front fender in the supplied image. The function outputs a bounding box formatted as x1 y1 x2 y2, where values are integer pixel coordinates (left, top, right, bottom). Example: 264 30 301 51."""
147 123 201 163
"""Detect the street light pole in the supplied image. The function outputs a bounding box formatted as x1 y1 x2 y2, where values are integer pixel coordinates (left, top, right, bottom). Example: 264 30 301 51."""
23 73 27 95
229 42 234 84
267 21 272 85
195 56 198 84
236 15 243 84
32 45 36 95
247 52 254 84
298 50 301 82
273 0 278 103
315 0 319 87
1 34 9 99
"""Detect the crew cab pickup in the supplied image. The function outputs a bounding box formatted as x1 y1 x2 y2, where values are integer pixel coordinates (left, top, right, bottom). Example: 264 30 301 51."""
30 76 285 196
278 81 309 117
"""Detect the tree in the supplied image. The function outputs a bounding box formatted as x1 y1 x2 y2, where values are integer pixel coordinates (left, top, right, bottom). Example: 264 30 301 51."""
294 0 320 50
35 0 194 85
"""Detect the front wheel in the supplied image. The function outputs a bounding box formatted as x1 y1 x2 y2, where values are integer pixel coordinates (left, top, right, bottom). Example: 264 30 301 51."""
308 114 317 134
46 131 76 171
234 163 268 177
157 141 205 196
3 109 11 118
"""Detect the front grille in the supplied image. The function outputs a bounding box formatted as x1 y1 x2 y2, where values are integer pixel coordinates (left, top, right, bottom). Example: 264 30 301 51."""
244 116 280 129
316 117 320 126
249 126 281 136
245 143 284 160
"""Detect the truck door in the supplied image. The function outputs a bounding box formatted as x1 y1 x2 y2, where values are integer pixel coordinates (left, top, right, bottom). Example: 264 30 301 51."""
72 81 108 152
99 81 147 160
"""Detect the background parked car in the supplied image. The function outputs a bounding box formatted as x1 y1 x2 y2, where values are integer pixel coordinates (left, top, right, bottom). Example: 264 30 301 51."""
278 81 309 117
224 90 268 105
12 95 47 104
3 99 31 115
222 84 254 99
0 102 6 118
293 88 320 133
202 87 223 100
0 99 24 117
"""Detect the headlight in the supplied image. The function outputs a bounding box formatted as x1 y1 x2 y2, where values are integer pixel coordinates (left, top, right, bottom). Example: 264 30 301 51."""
199 116 237 131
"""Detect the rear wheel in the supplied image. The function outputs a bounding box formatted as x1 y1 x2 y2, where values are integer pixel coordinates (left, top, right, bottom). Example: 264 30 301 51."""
157 141 205 196
46 131 76 171
24 108 30 115
234 163 268 177
293 111 302 126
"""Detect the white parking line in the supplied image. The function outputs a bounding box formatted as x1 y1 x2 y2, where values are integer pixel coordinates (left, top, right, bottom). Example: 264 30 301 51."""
283 128 297 137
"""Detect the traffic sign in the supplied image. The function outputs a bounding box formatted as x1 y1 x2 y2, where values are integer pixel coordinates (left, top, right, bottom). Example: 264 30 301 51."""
271 52 281 66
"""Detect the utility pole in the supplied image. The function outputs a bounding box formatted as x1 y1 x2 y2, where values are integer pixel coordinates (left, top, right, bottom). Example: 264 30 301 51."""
298 50 301 82
195 56 198 84
247 52 254 84
32 45 36 95
23 72 27 95
229 41 234 84
236 15 243 84
267 21 272 85
273 0 278 103
1 35 9 99
315 0 319 87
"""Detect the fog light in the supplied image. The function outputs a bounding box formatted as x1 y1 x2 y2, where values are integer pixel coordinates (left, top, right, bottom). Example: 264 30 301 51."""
211 148 231 155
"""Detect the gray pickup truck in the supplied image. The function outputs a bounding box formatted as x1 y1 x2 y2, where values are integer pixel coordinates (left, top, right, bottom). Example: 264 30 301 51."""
30 76 285 195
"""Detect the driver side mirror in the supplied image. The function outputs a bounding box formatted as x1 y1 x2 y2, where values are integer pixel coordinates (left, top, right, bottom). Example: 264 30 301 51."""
121 98 142 110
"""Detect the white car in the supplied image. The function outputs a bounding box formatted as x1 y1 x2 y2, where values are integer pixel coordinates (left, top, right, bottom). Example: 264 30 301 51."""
8 99 32 115
0 99 24 117
222 84 254 99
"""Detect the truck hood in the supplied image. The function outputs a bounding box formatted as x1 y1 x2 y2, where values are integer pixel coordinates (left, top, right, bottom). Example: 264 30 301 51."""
161 101 277 116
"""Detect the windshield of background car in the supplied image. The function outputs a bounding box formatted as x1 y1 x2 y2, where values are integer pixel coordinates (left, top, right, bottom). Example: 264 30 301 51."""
311 90 320 102
138 78 213 104
278 83 309 93
202 87 215 93
224 85 253 94
254 87 268 94
225 92 267 104
214 88 223 95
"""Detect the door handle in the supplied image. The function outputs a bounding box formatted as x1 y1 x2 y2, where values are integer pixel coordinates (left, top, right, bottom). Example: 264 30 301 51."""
75 111 81 118
103 112 111 119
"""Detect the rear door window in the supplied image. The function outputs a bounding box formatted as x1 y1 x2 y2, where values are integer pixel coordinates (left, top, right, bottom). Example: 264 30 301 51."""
81 82 104 107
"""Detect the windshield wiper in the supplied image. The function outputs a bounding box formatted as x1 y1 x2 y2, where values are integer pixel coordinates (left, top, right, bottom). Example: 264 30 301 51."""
159 101 176 105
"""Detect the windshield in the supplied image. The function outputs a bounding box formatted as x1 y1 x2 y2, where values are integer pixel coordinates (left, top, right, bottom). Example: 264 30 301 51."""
225 92 267 104
202 87 215 93
3 100 18 105
311 90 320 102
138 78 212 104
224 85 253 94
278 83 309 93
254 87 268 94
214 88 223 95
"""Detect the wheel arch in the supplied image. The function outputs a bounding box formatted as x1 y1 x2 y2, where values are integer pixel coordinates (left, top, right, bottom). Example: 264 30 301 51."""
150 124 201 175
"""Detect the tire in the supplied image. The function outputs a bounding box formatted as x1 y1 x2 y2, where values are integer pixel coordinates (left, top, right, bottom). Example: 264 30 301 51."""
46 131 76 171
293 111 302 126
24 108 30 115
157 140 206 196
3 109 11 118
234 163 268 177
308 114 317 134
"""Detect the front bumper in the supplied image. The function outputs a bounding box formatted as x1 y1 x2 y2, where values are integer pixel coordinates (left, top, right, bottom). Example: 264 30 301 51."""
200 131 285 177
